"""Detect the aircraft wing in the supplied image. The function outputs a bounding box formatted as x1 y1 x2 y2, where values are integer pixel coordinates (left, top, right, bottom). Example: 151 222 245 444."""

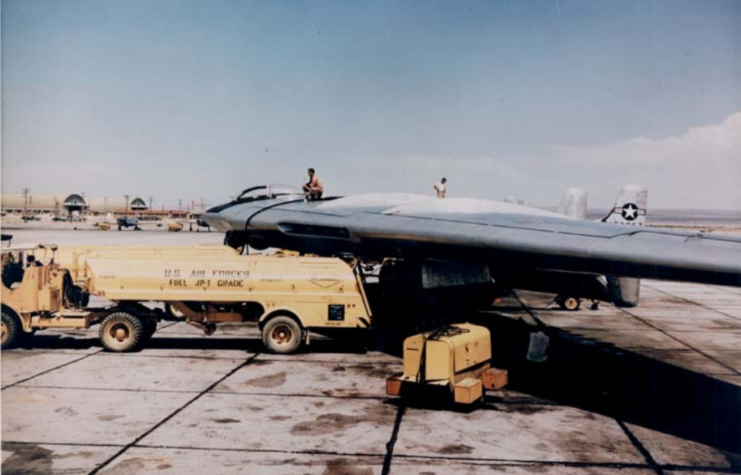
203 192 741 287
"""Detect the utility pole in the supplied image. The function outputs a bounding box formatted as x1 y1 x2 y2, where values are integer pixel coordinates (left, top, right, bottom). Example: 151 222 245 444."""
178 199 182 211
124 194 130 215
200 197 205 212
149 196 154 210
22 188 29 218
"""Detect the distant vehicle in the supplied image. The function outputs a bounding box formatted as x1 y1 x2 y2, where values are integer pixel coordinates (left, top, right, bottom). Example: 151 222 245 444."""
167 222 184 232
117 217 141 231
21 215 40 222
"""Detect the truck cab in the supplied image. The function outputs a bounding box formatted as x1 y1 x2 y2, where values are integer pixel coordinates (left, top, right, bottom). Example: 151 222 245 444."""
1 244 66 348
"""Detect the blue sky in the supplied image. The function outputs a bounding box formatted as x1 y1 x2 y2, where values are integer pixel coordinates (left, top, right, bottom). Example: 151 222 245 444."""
3 0 740 209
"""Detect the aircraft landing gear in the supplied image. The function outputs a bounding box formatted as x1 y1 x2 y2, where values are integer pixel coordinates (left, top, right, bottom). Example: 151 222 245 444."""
556 295 581 311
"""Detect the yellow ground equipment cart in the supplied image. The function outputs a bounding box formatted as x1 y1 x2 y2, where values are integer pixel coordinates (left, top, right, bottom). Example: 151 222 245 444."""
2 245 372 354
167 222 184 232
386 323 507 405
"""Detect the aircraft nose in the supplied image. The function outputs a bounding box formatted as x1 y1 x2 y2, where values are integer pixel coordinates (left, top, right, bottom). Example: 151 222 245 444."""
200 204 234 232
205 202 233 214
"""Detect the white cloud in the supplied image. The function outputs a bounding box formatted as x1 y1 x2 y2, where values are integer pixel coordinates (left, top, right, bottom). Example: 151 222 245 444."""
554 112 741 164
350 112 741 209
547 112 741 208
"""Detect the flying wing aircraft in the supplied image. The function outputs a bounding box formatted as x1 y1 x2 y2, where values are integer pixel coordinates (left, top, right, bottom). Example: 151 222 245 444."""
202 185 741 295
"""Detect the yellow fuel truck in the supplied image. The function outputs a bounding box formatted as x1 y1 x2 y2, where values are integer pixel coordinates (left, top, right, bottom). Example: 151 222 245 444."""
2 244 372 354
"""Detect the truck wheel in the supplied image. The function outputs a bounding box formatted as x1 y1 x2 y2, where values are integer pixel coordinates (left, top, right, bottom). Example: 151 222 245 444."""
165 303 184 318
262 316 303 354
99 312 145 352
557 296 581 311
1 309 25 350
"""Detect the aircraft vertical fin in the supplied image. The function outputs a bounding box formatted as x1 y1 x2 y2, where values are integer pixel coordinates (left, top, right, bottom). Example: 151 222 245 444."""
556 188 588 220
604 184 648 306
602 184 647 226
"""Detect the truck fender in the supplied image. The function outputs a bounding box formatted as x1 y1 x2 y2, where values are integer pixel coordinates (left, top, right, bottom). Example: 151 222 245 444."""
259 310 303 331
1 304 32 333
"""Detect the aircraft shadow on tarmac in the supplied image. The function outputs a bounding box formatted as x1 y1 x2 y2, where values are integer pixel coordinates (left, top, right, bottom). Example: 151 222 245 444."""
466 311 741 457
23 312 741 457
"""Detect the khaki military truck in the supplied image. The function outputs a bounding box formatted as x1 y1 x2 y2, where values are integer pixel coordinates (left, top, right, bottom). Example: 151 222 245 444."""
1 244 372 354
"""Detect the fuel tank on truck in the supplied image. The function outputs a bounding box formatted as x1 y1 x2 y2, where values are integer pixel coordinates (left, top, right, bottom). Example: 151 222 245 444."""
54 245 238 283
82 253 369 316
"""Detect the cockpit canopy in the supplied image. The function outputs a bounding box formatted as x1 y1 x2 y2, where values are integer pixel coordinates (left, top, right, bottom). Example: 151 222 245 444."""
206 185 305 214
235 184 304 201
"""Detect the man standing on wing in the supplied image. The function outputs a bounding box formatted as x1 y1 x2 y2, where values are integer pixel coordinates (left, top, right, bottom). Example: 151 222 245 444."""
433 177 447 198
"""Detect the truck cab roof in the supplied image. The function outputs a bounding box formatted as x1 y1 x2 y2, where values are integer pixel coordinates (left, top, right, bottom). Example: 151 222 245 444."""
2 243 57 253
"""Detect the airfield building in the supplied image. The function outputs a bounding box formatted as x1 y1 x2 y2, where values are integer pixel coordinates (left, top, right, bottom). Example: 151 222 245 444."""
1 193 198 219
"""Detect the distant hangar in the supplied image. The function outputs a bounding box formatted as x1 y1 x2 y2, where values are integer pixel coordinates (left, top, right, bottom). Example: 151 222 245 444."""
0 193 159 217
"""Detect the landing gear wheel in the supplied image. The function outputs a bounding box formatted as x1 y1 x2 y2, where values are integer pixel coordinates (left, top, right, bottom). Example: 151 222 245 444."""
99 312 145 352
1 309 25 350
262 316 303 354
557 296 581 311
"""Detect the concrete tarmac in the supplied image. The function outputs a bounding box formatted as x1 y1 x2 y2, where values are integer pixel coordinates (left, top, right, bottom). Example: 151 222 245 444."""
2 230 741 474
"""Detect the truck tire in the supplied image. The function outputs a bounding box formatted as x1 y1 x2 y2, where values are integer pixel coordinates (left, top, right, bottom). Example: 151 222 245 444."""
99 312 145 352
1 309 25 350
262 315 303 354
